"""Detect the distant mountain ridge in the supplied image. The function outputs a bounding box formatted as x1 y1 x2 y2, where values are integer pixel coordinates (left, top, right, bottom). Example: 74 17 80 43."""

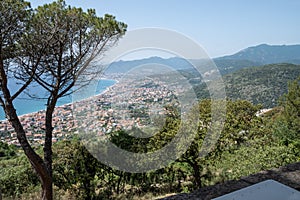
104 56 194 74
217 44 300 65
104 44 300 75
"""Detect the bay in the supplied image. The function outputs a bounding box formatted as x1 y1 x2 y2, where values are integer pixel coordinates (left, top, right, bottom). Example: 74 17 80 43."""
0 79 116 120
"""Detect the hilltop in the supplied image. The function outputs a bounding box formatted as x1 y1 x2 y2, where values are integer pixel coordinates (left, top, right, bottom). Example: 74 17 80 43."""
217 44 300 65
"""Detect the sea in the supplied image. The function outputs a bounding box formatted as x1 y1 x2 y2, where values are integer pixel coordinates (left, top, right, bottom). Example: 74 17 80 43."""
0 79 116 120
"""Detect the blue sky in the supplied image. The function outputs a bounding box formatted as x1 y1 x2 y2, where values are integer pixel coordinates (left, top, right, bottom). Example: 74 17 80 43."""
29 0 300 58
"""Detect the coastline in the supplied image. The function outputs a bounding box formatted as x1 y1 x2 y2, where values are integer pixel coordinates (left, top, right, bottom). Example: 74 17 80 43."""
0 78 117 122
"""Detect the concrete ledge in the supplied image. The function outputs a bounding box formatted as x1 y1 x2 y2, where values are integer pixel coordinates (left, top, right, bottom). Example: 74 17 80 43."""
159 162 300 200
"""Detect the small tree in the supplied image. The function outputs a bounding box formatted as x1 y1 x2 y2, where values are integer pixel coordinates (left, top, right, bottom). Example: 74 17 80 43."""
281 77 300 134
275 77 300 145
53 139 101 199
178 100 262 188
0 0 127 199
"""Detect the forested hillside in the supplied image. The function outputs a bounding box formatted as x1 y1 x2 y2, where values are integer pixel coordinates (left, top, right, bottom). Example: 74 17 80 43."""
195 63 300 108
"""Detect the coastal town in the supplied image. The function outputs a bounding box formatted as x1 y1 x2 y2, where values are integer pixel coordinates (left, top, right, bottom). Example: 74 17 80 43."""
0 73 183 146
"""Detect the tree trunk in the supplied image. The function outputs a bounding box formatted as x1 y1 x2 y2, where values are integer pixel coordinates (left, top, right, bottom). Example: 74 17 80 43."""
0 62 52 200
184 158 202 189
192 162 202 188
116 172 123 194
41 179 53 200
83 180 92 200
43 98 58 200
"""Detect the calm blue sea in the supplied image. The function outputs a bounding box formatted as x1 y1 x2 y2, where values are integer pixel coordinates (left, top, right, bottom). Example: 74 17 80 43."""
0 79 116 120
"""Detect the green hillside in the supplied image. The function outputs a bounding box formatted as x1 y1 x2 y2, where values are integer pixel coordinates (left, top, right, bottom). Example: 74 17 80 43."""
213 59 262 75
195 63 300 108
219 44 300 64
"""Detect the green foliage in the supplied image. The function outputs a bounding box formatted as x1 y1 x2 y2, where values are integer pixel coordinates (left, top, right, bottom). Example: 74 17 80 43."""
52 138 101 200
0 0 31 60
218 100 263 151
280 77 300 133
20 0 127 98
0 155 39 197
177 99 264 188
273 77 300 146
210 139 300 184
0 141 16 158
109 129 151 153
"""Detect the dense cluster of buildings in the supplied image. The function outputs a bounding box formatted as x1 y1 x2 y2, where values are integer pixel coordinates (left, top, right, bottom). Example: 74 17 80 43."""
0 105 75 146
0 76 179 146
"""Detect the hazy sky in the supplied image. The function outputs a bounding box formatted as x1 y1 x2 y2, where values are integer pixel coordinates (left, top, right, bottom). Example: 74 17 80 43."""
29 0 300 58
